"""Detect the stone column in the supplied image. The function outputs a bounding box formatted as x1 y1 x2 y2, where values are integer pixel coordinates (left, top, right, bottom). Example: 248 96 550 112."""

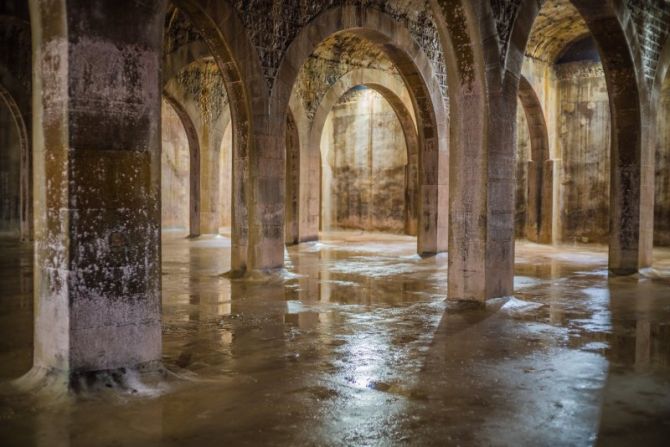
484 82 517 299
30 0 165 378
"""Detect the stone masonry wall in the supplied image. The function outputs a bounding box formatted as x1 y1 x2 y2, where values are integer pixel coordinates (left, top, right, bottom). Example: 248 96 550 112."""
322 88 408 233
556 61 611 244
655 77 670 246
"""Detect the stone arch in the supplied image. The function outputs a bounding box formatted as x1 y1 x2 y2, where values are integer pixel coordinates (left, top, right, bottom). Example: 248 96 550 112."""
162 92 201 237
0 79 30 241
171 0 270 273
307 69 420 238
506 0 650 275
272 5 449 256
517 74 552 243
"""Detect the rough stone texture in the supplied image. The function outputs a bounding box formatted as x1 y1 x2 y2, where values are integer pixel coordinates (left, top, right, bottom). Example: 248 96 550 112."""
490 0 522 65
321 88 409 233
30 0 166 376
627 0 670 85
556 61 611 244
164 5 202 55
523 0 589 63
231 0 448 97
292 33 399 121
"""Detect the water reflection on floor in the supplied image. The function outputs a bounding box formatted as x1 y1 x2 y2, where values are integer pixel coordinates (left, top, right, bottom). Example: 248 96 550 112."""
1 232 669 446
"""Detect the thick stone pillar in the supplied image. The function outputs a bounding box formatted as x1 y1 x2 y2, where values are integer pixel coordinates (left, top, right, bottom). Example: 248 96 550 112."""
484 83 517 299
30 0 165 378
433 0 515 301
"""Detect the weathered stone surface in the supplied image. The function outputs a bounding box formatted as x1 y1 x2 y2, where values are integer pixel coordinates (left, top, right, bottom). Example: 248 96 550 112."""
30 0 166 377
322 88 409 234
231 0 447 97
556 61 611 244
655 74 670 246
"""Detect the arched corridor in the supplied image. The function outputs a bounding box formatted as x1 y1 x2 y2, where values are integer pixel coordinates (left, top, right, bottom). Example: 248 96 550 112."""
1 1 670 445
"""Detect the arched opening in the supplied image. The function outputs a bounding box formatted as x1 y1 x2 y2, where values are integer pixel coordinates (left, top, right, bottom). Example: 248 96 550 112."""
654 71 670 247
516 76 553 244
319 85 415 236
0 85 31 381
275 10 448 256
654 59 670 261
0 87 25 240
161 98 192 237
513 0 615 277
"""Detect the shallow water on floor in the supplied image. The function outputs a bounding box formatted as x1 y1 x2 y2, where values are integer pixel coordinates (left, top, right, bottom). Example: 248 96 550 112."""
1 232 669 446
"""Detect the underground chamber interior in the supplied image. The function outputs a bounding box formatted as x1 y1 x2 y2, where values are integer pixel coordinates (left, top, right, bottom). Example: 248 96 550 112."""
0 1 669 445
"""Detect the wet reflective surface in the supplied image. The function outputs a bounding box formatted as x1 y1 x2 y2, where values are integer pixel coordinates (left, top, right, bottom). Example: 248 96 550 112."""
1 232 670 446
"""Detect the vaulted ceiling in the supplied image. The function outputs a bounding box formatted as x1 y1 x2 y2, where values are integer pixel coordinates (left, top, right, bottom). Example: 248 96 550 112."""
525 0 590 63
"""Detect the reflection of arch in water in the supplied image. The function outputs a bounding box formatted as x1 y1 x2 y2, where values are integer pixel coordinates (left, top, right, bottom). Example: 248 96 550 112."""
0 82 30 241
310 71 419 237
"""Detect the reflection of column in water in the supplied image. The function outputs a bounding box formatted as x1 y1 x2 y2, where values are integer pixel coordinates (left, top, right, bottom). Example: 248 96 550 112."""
20 252 31 296
230 281 289 368
292 245 321 303
635 320 651 372
548 283 565 326
550 254 561 279
319 243 332 303
34 401 71 447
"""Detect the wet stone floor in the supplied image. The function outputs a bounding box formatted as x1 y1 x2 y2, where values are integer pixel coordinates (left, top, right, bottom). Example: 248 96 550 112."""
1 231 670 446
